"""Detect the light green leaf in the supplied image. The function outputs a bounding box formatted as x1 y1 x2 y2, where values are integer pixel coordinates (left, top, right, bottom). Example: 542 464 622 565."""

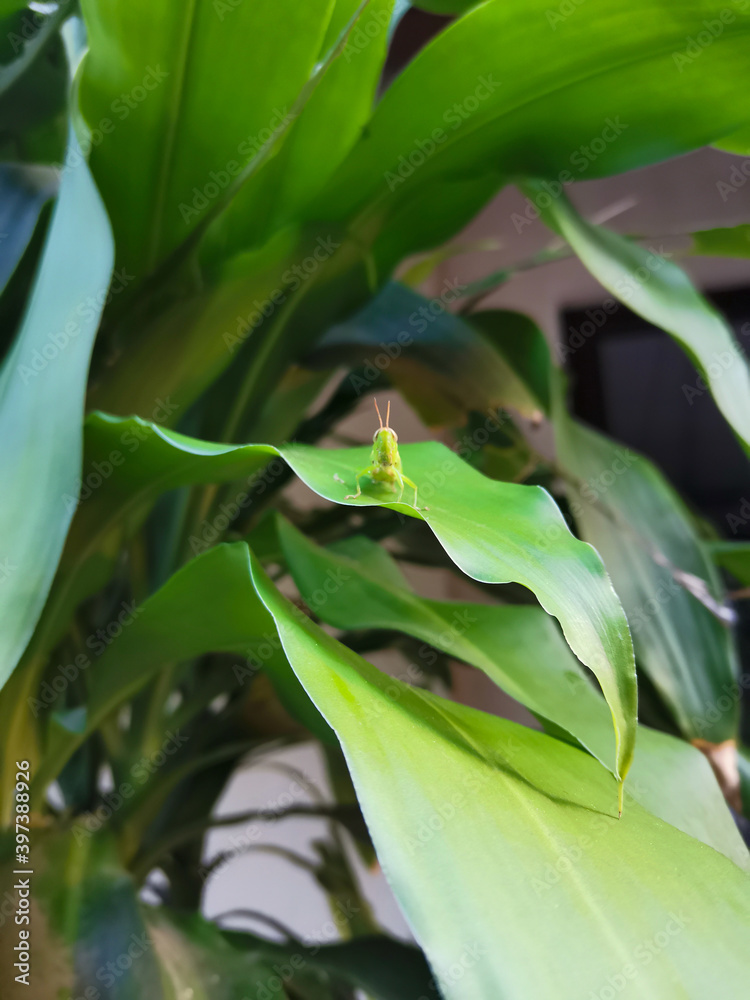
713 124 750 155
282 438 637 794
250 555 750 1000
0 129 113 688
553 400 739 744
211 0 396 261
533 185 750 452
79 0 333 275
278 516 748 868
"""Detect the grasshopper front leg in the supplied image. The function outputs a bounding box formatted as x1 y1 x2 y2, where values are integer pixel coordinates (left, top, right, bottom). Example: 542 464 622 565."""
345 468 370 500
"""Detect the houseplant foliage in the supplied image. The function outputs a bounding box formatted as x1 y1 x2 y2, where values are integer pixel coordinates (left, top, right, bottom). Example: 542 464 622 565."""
1 0 750 996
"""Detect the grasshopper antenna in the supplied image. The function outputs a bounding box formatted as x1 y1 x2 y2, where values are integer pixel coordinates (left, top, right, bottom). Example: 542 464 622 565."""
374 397 384 428
386 399 391 427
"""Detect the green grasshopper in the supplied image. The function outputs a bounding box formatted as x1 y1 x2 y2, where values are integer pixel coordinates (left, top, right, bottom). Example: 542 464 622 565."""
344 399 420 508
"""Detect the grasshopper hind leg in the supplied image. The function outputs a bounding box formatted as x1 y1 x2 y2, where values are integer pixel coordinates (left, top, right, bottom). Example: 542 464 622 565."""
398 472 424 510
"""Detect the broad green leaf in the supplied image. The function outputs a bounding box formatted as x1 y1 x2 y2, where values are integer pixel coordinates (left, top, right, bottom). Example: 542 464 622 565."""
280 515 619 763
309 0 750 260
211 0 396 261
281 438 637 793
34 542 333 794
79 0 333 275
709 540 750 586
0 162 56 294
533 185 750 452
553 402 739 745
250 556 750 1000
309 281 546 424
55 413 637 791
0 129 113 688
278 517 748 868
691 222 750 258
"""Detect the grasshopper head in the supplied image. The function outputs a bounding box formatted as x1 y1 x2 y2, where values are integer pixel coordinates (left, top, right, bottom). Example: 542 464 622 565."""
372 399 399 466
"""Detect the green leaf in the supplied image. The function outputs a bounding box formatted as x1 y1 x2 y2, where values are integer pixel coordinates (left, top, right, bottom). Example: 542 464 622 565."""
210 0 396 261
282 438 637 794
79 0 333 275
249 555 750 1000
709 540 750 586
532 185 750 452
691 222 750 258
57 413 636 792
0 129 113 688
713 124 750 155
278 516 748 868
309 0 750 260
309 281 547 424
553 399 739 744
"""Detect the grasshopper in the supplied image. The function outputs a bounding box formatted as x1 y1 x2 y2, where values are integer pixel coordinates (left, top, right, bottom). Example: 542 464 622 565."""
344 399 421 508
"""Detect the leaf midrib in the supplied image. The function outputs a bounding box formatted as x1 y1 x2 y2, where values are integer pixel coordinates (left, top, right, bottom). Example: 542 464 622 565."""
147 0 200 271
